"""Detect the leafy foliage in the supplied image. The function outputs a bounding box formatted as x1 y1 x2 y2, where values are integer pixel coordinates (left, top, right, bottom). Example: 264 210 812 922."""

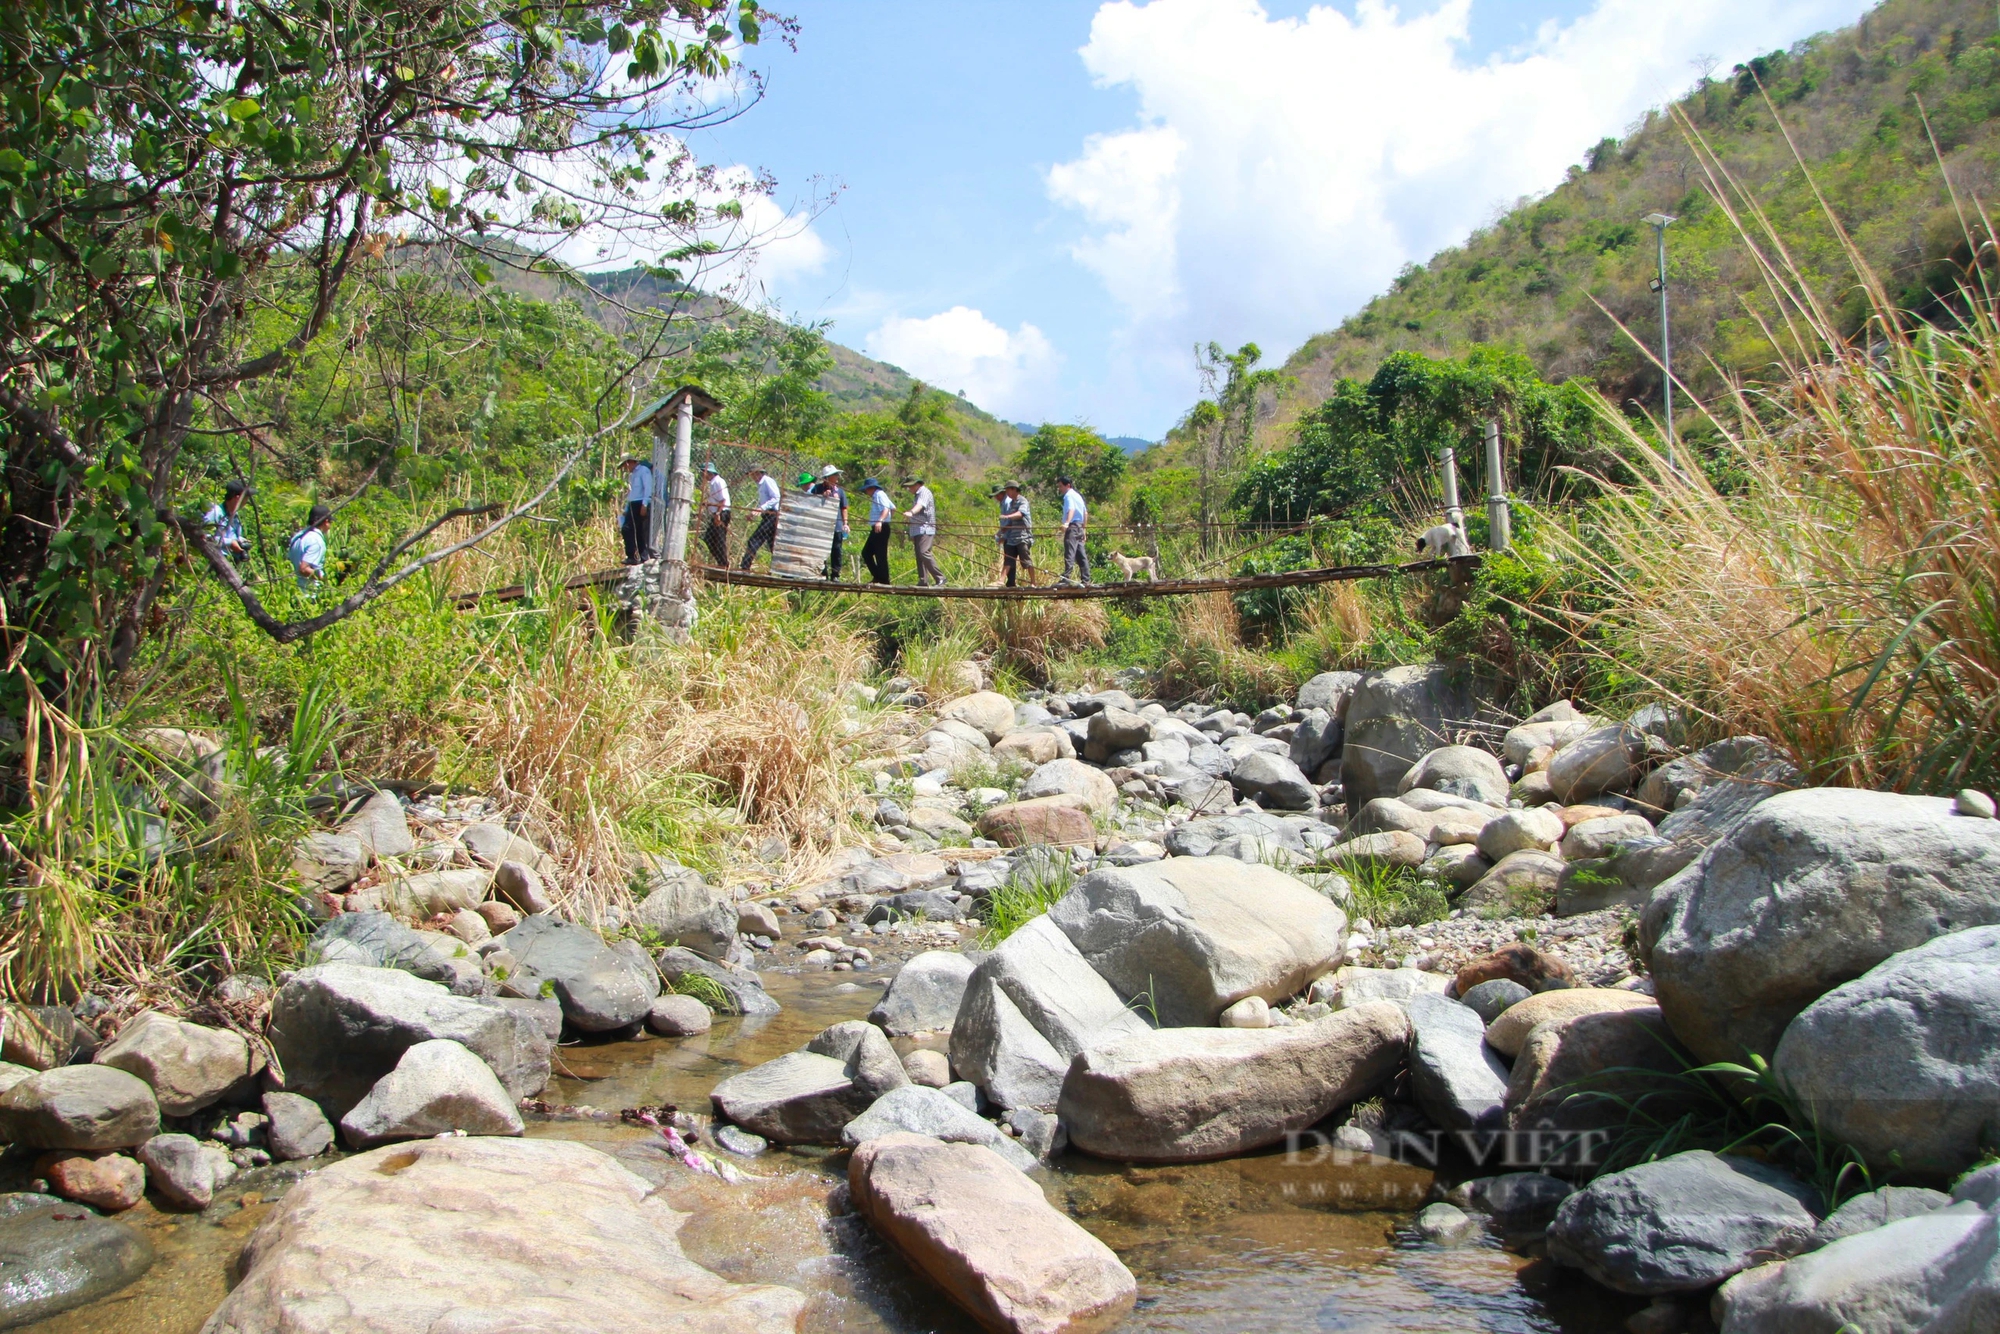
1015 424 1128 504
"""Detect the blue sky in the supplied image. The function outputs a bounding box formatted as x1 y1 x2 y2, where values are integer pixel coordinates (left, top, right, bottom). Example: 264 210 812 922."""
681 0 1875 439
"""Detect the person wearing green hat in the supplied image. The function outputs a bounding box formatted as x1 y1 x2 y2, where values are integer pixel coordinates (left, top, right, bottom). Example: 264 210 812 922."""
697 461 731 566
995 479 1034 588
859 478 893 584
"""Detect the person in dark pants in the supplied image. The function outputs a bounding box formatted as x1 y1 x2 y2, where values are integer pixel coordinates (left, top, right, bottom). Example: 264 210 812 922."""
698 461 731 566
859 478 893 584
619 457 654 564
995 479 1033 587
812 464 849 580
739 463 781 570
1056 474 1092 586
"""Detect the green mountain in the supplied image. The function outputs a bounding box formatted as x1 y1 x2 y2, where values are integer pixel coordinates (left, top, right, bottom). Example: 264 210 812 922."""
1201 0 2000 458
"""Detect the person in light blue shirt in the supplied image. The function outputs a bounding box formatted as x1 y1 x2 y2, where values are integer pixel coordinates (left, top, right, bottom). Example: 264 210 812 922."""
287 505 332 591
859 478 893 584
203 479 250 562
619 457 654 564
1057 475 1092 586
739 464 783 570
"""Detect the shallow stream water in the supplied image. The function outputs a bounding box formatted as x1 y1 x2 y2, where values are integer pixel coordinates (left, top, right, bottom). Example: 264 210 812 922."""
19 969 1645 1333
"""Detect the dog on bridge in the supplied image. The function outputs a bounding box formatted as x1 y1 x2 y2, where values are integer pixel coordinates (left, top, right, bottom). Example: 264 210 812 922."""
1108 551 1158 581
1415 520 1472 559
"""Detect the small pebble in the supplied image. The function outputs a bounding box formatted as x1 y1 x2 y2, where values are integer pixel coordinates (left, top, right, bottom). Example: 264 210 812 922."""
1955 789 1997 819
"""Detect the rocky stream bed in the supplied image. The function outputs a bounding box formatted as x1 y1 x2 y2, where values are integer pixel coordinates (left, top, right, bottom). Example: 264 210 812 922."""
2 662 1998 1332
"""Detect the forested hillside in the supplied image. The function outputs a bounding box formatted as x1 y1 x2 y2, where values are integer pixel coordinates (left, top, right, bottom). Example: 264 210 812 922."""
1173 0 2000 460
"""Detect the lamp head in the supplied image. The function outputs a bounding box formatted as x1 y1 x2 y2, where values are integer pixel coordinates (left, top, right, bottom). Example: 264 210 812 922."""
1642 212 1677 228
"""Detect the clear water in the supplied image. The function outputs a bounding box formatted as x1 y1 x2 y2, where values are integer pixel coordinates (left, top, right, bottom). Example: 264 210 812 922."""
17 969 1645 1332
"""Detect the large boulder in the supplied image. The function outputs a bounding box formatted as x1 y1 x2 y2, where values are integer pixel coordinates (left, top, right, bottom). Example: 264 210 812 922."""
1506 1006 1691 1133
458 821 554 874
1649 737 1802 842
1229 750 1319 811
1084 706 1152 761
338 1039 525 1148
1405 993 1510 1131
91 1011 259 1116
1547 1151 1821 1294
340 790 414 860
994 728 1066 766
1561 813 1657 861
1546 723 1650 804
869 951 977 1036
0 1192 154 1327
263 1091 334 1161
1457 849 1565 916
1399 745 1509 806
1646 788 2000 1065
138 1133 238 1210
371 867 491 919
0 1066 158 1150
628 871 738 959
1341 664 1486 813
976 796 1097 848
939 691 1017 743
1297 670 1362 716
203 1137 803 1333
266 963 553 1117
849 1133 1135 1334
1288 707 1342 776
1048 856 1345 1027
712 1022 906 1145
1485 988 1656 1058
1715 1174 1996 1332
1772 925 2000 1181
1057 1002 1407 1162
498 915 659 1032
840 1086 1036 1171
305 911 465 988
1503 718 1592 769
1476 807 1565 861
1018 758 1118 813
947 917 1151 1112
655 947 780 1017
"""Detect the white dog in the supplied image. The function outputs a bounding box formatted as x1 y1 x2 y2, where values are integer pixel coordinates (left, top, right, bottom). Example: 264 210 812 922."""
1109 551 1157 581
1416 521 1472 558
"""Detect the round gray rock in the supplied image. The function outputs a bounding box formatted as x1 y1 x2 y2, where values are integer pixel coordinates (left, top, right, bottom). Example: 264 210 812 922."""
0 1192 154 1326
1399 745 1509 807
1461 978 1533 1025
647 995 713 1037
337 1039 525 1148
0 1066 159 1150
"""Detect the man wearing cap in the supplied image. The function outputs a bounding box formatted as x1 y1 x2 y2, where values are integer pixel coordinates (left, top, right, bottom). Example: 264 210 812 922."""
619 457 655 565
811 464 850 580
739 463 782 571
995 480 1034 588
205 480 251 563
1056 474 1092 586
697 461 731 566
904 478 941 587
859 478 893 584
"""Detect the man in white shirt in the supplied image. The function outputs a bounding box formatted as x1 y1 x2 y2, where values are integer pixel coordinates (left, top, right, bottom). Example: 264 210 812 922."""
904 478 941 586
859 478 894 584
619 457 654 564
287 504 332 591
738 464 782 570
1057 475 1092 586
697 462 731 566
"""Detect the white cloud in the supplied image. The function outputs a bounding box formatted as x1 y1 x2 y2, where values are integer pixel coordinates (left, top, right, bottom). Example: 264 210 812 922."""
864 307 1060 419
1051 0 1875 416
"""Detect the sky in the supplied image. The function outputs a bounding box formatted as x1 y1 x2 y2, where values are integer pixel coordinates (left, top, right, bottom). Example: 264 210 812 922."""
677 0 1879 439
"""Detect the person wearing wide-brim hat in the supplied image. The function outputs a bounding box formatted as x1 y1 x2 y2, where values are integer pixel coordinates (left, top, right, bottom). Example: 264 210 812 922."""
811 464 850 580
696 460 731 567
903 477 941 587
995 479 1034 588
858 478 894 585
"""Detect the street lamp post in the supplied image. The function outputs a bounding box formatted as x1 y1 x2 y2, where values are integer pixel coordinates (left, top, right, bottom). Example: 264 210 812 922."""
1643 211 1677 472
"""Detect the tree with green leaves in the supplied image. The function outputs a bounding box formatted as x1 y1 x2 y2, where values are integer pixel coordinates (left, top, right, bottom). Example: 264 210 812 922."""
1232 346 1604 524
0 0 788 694
1194 341 1286 548
1016 424 1126 506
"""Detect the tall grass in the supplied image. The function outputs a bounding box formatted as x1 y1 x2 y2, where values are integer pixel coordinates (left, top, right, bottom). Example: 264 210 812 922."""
1156 593 1299 706
1546 125 2000 792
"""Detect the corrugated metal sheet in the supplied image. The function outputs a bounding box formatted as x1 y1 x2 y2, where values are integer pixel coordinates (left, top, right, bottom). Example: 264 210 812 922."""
772 491 839 578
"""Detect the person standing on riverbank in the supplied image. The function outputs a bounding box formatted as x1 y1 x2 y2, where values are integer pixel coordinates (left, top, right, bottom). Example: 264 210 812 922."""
698 461 731 566
860 478 893 584
739 463 781 570
619 457 654 565
905 478 941 586
996 479 1034 588
1057 474 1091 586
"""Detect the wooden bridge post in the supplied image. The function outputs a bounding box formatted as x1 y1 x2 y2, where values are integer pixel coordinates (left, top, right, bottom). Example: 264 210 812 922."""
654 392 695 626
1483 419 1512 552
